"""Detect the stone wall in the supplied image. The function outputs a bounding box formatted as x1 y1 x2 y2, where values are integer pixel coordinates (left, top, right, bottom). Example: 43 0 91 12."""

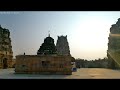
15 55 72 75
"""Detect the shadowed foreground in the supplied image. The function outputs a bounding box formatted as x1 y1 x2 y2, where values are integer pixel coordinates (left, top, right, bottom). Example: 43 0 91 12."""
0 68 120 79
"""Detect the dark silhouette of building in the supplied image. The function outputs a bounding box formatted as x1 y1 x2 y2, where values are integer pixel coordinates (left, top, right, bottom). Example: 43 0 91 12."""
37 34 56 55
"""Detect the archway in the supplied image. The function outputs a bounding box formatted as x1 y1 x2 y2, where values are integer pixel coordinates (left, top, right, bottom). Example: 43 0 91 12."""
3 58 8 69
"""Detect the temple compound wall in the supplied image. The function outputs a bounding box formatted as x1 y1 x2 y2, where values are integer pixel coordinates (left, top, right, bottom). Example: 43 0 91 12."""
0 25 13 69
15 55 72 75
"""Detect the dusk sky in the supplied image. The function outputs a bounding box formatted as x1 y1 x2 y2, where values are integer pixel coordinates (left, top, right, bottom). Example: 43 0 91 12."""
0 11 120 60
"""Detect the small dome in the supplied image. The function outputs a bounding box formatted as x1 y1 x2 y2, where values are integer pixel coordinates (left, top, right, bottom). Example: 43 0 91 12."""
44 36 54 44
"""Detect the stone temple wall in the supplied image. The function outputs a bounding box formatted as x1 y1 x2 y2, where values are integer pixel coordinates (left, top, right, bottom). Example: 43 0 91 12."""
15 55 72 75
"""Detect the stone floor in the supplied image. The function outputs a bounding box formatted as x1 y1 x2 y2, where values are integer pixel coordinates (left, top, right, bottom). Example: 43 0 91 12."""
0 68 120 79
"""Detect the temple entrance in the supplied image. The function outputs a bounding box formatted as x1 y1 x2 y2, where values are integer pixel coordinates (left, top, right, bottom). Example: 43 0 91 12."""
3 58 8 69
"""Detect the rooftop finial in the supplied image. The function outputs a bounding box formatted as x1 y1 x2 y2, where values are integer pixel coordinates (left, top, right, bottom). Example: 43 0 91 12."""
48 30 50 37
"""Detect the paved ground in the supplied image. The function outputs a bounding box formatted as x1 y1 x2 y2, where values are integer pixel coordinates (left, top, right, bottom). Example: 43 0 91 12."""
1 68 120 79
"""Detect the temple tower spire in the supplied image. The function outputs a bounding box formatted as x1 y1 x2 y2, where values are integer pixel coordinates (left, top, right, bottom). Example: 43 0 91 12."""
56 35 70 56
48 30 50 37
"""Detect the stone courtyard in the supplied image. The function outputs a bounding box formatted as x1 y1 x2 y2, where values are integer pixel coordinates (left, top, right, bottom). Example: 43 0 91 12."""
1 68 120 79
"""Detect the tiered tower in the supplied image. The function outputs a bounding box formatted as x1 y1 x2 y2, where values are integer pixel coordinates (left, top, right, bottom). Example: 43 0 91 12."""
56 35 70 56
107 18 120 69
0 25 13 68
37 34 56 55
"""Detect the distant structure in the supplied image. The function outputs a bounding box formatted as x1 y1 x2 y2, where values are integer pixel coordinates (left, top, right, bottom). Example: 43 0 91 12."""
56 35 70 56
15 34 73 75
0 25 13 69
107 18 120 69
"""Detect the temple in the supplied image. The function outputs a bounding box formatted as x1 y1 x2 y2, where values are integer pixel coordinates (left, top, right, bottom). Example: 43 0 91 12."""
0 25 13 69
15 34 74 75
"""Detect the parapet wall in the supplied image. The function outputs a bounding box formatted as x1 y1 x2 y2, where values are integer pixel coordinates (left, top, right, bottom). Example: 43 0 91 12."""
15 55 72 75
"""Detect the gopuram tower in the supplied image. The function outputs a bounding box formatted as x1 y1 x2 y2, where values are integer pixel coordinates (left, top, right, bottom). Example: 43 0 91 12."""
56 35 70 56
107 18 120 69
0 25 13 69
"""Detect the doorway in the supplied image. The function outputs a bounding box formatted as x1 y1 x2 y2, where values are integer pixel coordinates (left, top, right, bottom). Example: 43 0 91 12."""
3 58 8 69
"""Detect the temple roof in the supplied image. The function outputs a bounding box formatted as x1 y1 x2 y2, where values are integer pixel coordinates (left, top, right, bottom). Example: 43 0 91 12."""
37 35 56 55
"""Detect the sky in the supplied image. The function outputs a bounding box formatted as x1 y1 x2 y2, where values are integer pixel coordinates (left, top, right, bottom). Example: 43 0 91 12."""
0 11 120 60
